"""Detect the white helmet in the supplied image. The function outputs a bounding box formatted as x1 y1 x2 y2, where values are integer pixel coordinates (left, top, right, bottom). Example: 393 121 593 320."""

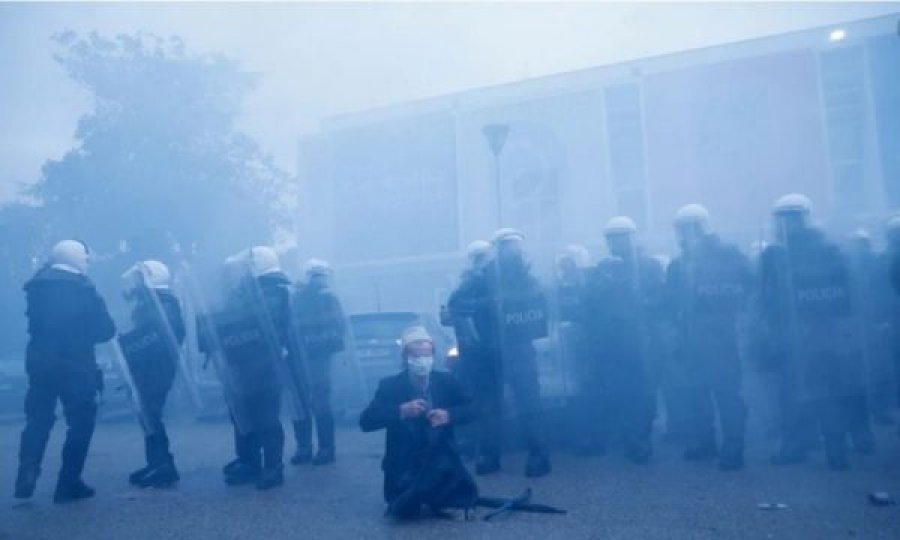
773 193 812 215
122 260 171 290
562 244 591 268
50 240 90 273
851 228 871 242
249 246 281 277
466 240 491 259
604 216 637 235
491 228 525 245
303 258 332 278
674 204 710 231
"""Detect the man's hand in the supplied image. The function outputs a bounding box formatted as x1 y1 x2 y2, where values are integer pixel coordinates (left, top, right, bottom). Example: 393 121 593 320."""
427 408 450 427
400 399 428 419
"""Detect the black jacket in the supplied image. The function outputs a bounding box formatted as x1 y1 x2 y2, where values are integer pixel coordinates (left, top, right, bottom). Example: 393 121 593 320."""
359 370 475 504
24 265 116 377
291 283 346 358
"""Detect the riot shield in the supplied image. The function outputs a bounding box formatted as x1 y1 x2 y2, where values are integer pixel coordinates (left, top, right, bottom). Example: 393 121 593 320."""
129 263 204 412
180 264 256 435
240 269 309 424
107 338 156 436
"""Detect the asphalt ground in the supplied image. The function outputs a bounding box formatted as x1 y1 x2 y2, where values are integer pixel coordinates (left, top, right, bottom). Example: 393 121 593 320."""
2 412 900 540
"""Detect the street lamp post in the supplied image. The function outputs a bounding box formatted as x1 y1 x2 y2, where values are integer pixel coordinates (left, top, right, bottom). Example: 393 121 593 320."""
482 124 510 228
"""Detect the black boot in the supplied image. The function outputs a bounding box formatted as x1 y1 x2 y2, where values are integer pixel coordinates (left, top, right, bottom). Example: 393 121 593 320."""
15 464 40 499
53 479 95 504
256 467 284 490
129 465 153 486
138 461 180 488
224 462 261 486
222 458 242 476
525 453 551 478
312 448 335 466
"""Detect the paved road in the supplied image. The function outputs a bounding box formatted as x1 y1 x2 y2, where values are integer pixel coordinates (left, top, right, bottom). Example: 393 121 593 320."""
2 416 899 540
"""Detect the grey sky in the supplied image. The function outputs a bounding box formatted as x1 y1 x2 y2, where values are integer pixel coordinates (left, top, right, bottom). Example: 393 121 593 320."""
1 1 898 201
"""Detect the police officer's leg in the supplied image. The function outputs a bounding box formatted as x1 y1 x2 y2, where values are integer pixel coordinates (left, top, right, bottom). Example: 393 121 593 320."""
15 375 59 498
683 383 717 461
844 393 875 454
623 385 655 464
54 370 99 502
771 370 811 464
137 389 179 487
714 375 747 470
225 393 262 485
291 410 313 464
310 356 335 463
819 396 850 470
256 389 284 489
474 367 503 474
508 352 551 477
290 358 314 464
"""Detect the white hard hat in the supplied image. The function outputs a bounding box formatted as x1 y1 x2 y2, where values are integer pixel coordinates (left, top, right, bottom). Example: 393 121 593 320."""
562 244 591 268
604 216 637 235
122 260 171 289
303 258 332 277
400 325 433 351
50 240 90 273
248 246 281 277
851 228 871 241
773 193 813 215
466 240 491 259
674 204 711 228
491 228 525 245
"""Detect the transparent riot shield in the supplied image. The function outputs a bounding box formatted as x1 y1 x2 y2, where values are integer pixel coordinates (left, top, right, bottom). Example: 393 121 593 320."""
285 287 352 421
106 338 156 436
128 263 204 412
239 267 309 424
179 263 256 435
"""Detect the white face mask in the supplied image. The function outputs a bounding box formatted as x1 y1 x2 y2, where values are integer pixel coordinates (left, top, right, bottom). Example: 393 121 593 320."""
407 355 434 377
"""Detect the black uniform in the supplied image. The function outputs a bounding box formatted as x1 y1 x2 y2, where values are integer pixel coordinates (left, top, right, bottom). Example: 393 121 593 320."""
666 234 752 468
467 259 551 475
223 272 292 486
16 265 115 501
359 369 476 515
122 287 186 485
289 281 346 463
553 270 596 453
760 228 867 469
583 253 665 463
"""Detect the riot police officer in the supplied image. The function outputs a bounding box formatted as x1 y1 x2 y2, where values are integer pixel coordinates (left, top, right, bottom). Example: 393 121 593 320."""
289 258 346 466
220 246 292 489
469 228 551 478
584 217 665 464
444 240 493 457
759 194 866 470
121 260 186 488
553 245 596 453
15 240 116 503
666 204 752 470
